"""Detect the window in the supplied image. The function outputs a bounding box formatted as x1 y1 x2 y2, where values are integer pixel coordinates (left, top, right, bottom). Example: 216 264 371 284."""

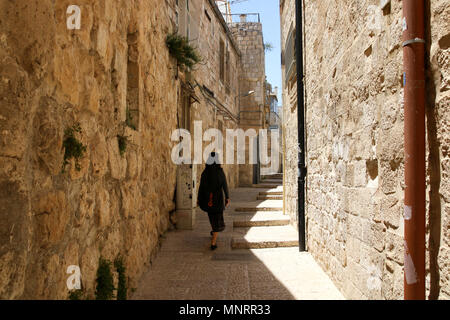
219 39 225 83
178 0 189 38
182 92 191 131
127 31 140 131
285 26 296 87
225 48 231 94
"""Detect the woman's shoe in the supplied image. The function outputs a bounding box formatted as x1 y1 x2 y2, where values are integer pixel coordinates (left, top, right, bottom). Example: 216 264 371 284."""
211 244 218 250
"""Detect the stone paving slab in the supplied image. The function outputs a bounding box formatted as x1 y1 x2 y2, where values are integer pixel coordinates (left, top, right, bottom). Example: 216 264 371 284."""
235 206 283 212
234 199 283 212
259 191 283 195
233 212 290 227
252 184 280 188
257 195 283 200
132 185 345 300
261 179 283 184
231 226 299 249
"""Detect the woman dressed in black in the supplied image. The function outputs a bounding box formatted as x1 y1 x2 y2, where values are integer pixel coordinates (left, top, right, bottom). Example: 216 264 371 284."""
197 152 230 250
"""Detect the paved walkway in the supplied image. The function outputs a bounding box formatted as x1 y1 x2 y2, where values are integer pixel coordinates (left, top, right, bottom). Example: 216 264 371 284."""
132 179 344 300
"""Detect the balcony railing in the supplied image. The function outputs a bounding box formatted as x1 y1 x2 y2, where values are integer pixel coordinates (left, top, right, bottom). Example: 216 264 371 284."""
223 13 261 24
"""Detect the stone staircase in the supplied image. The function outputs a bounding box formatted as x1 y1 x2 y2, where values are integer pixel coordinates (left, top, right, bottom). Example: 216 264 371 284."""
231 174 299 249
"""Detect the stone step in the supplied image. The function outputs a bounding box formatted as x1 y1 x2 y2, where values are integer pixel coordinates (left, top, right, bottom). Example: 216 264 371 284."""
252 184 280 189
259 191 283 196
262 174 283 179
233 212 290 227
257 195 283 200
231 226 299 249
261 179 283 184
235 206 283 212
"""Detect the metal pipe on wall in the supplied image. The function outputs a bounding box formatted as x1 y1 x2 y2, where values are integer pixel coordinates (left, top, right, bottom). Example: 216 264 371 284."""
403 0 426 300
295 0 306 252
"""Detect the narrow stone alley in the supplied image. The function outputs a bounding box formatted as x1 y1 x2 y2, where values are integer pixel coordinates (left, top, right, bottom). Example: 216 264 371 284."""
0 0 448 302
133 175 344 300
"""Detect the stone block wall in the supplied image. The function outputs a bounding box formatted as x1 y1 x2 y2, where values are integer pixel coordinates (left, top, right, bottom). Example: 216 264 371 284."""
189 0 241 189
0 0 247 299
230 21 266 186
0 0 179 299
281 0 450 299
280 0 299 227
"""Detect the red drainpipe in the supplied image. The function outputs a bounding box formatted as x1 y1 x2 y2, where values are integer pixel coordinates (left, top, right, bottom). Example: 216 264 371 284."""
402 0 426 300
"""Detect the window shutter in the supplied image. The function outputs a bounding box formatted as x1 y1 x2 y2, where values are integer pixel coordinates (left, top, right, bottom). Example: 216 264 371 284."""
285 27 296 86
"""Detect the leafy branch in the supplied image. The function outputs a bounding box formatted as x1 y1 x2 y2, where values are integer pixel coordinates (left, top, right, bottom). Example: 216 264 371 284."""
166 32 202 71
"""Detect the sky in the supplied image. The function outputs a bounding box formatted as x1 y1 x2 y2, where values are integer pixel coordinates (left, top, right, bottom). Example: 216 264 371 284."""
230 0 282 106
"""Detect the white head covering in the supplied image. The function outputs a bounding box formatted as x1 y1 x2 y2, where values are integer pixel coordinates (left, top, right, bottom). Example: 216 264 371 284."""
206 152 220 165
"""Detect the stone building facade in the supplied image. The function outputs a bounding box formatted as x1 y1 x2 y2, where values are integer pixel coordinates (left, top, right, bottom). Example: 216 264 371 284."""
172 0 242 229
281 0 450 299
0 0 181 300
0 0 261 299
230 18 267 185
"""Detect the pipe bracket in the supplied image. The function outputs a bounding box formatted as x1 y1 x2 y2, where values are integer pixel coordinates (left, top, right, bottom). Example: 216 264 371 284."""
402 38 426 47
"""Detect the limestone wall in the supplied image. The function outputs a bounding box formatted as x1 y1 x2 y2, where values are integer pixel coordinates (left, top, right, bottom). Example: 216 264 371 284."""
0 0 179 299
281 0 450 299
280 0 299 227
0 0 246 299
230 21 266 186
186 0 241 190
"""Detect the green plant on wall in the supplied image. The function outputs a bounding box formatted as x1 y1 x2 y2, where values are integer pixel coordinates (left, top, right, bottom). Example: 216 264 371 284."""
95 257 115 300
62 123 87 172
114 256 127 300
68 289 85 300
166 32 201 71
264 42 274 52
117 135 128 157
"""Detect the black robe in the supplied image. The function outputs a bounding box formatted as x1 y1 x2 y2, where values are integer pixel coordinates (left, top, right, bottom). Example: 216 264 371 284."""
198 165 229 213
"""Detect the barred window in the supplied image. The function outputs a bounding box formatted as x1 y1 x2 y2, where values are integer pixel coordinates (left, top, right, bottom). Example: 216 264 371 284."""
219 39 225 83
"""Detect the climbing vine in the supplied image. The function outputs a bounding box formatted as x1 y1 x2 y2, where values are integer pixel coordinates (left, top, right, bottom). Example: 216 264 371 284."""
117 135 128 157
62 123 86 172
114 256 128 300
68 289 84 300
125 107 137 131
95 257 115 300
94 256 128 300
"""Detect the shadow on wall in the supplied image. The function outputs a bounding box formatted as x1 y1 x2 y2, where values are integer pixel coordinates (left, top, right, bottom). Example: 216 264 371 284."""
425 0 441 300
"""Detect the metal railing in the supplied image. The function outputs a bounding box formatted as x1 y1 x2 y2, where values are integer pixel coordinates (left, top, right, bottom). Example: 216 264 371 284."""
222 13 261 24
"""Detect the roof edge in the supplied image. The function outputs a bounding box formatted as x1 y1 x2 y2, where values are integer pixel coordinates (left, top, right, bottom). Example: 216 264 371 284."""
207 0 242 57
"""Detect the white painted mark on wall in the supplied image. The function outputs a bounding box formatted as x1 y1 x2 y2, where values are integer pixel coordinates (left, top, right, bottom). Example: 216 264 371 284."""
404 205 412 220
367 265 382 291
367 5 382 32
404 241 418 285
402 17 408 31
67 5 81 30
66 265 81 290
